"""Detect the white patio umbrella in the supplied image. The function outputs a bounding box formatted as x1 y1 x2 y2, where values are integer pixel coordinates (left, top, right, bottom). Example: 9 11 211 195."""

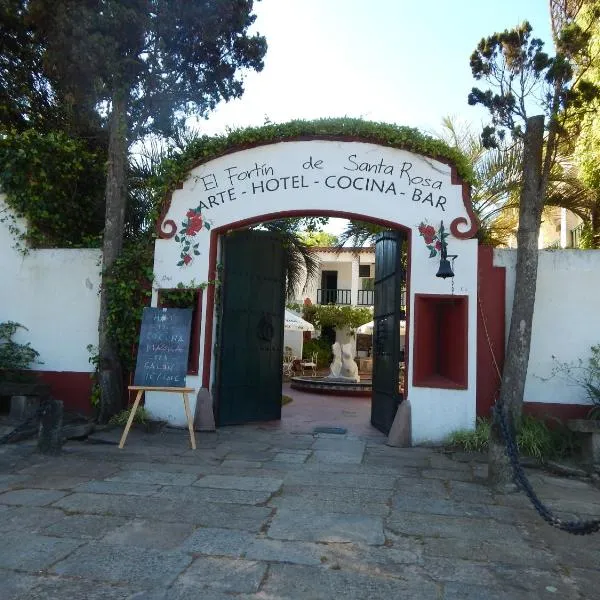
284 309 315 332
356 319 405 334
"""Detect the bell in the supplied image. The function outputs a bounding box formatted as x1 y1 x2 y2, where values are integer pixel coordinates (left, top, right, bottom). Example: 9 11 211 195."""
436 258 454 279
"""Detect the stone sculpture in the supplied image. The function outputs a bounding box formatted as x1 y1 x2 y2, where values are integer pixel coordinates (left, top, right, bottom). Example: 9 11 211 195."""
326 341 360 383
329 342 342 378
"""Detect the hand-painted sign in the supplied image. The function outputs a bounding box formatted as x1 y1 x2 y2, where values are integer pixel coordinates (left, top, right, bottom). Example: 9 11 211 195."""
133 307 192 387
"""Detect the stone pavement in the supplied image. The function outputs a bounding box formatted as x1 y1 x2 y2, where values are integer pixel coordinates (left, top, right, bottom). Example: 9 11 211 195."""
1 424 600 599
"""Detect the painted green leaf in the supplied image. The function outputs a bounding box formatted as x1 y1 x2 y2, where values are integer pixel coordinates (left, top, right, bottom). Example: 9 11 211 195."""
428 247 437 258
204 222 211 230
176 260 184 266
193 250 200 255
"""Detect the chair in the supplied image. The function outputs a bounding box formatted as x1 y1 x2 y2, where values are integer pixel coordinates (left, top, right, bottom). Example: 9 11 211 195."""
300 352 318 376
283 347 294 377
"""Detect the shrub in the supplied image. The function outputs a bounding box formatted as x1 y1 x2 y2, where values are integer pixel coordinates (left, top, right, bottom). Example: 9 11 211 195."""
0 321 41 381
303 337 333 368
446 418 490 452
446 416 579 460
547 345 600 419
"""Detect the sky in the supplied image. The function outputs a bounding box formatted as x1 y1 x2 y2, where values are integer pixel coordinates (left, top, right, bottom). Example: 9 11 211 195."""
196 0 555 233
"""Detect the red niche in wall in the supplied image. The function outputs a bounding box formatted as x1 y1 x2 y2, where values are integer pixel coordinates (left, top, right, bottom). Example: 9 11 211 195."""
413 294 468 390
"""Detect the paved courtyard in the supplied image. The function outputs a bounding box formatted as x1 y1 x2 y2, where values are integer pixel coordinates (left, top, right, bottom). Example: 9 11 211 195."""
1 418 600 599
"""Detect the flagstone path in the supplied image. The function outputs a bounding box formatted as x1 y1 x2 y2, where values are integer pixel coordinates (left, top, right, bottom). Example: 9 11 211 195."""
1 422 599 599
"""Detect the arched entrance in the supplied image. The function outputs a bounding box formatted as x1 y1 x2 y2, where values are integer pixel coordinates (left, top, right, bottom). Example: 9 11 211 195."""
149 127 478 444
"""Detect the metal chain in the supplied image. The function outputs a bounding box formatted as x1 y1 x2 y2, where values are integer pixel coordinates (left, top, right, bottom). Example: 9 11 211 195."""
494 404 600 535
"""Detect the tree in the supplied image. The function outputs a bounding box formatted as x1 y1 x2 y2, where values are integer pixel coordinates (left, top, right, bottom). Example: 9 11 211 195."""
253 219 321 300
22 0 267 420
568 1 600 247
299 231 339 247
469 20 600 486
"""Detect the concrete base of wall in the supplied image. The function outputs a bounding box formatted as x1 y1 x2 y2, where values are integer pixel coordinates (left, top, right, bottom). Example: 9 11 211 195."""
9 395 40 421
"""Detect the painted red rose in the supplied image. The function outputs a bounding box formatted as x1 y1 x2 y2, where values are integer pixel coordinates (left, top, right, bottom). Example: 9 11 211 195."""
186 209 196 218
186 214 204 235
423 225 435 237
423 234 435 245
183 254 192 265
435 240 442 250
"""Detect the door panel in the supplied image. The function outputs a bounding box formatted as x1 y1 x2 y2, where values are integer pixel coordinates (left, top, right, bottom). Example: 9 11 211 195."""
216 230 286 426
371 230 406 434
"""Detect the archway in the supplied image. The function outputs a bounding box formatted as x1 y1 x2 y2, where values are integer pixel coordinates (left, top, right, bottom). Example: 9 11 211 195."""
148 125 478 444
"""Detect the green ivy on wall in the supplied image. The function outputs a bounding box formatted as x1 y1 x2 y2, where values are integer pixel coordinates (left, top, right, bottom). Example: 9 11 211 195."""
0 129 105 248
103 239 155 371
153 118 474 222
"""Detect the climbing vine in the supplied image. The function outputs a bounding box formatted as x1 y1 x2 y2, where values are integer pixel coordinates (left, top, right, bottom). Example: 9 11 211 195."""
103 239 155 371
153 118 475 219
0 130 105 248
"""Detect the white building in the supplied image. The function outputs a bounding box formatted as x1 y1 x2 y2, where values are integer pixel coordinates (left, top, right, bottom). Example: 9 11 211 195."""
293 246 376 308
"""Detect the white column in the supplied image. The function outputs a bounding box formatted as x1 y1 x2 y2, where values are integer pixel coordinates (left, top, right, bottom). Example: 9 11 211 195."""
560 208 568 248
350 255 360 306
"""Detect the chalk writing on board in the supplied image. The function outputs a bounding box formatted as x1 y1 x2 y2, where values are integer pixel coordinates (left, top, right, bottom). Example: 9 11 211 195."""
133 307 193 387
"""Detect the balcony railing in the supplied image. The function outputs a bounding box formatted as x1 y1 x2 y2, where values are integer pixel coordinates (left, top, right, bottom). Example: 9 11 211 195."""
357 289 374 306
317 288 351 305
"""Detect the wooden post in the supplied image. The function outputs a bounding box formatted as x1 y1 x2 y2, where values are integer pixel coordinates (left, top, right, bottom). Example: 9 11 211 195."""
119 386 197 449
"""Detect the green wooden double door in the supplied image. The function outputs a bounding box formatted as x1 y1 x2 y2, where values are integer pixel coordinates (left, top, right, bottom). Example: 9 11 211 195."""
215 229 406 434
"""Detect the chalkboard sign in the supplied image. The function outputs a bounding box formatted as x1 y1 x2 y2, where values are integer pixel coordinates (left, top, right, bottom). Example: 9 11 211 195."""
133 307 193 387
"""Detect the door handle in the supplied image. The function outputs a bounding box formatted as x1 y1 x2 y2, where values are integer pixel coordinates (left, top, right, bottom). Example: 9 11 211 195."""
257 313 274 341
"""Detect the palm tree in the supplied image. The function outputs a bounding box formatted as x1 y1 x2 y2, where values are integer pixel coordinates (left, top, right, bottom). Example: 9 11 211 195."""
251 218 321 301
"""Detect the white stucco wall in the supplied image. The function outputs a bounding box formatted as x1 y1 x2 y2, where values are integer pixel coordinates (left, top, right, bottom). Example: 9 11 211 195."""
495 249 600 408
408 238 479 444
0 196 101 372
150 140 480 441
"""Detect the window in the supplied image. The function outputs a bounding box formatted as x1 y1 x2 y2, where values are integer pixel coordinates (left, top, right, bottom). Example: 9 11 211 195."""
413 294 468 389
157 288 203 375
358 264 371 278
361 278 374 291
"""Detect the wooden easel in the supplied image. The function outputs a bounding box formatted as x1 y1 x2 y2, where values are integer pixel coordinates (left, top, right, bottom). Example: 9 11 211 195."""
118 386 197 450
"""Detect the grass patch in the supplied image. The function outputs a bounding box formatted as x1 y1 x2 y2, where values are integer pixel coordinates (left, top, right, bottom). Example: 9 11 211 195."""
282 395 293 406
109 406 152 426
446 418 490 452
446 416 580 460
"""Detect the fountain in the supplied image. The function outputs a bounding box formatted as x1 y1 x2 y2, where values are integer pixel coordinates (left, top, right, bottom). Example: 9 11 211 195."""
290 342 371 396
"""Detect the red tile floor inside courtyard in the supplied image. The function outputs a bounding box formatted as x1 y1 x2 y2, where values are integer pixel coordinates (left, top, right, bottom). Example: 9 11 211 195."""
272 383 384 438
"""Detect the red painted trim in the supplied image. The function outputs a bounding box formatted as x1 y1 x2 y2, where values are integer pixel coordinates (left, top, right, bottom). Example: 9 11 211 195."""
201 229 219 388
156 288 203 375
201 210 413 394
35 371 94 415
449 168 478 240
412 294 469 390
523 403 592 423
156 135 477 240
476 246 505 418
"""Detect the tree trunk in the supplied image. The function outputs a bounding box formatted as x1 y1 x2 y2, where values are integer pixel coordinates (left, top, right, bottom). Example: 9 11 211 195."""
488 115 545 488
98 90 128 423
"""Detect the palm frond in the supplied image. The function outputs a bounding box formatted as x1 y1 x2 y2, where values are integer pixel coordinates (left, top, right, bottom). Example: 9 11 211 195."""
256 220 320 300
336 220 383 248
